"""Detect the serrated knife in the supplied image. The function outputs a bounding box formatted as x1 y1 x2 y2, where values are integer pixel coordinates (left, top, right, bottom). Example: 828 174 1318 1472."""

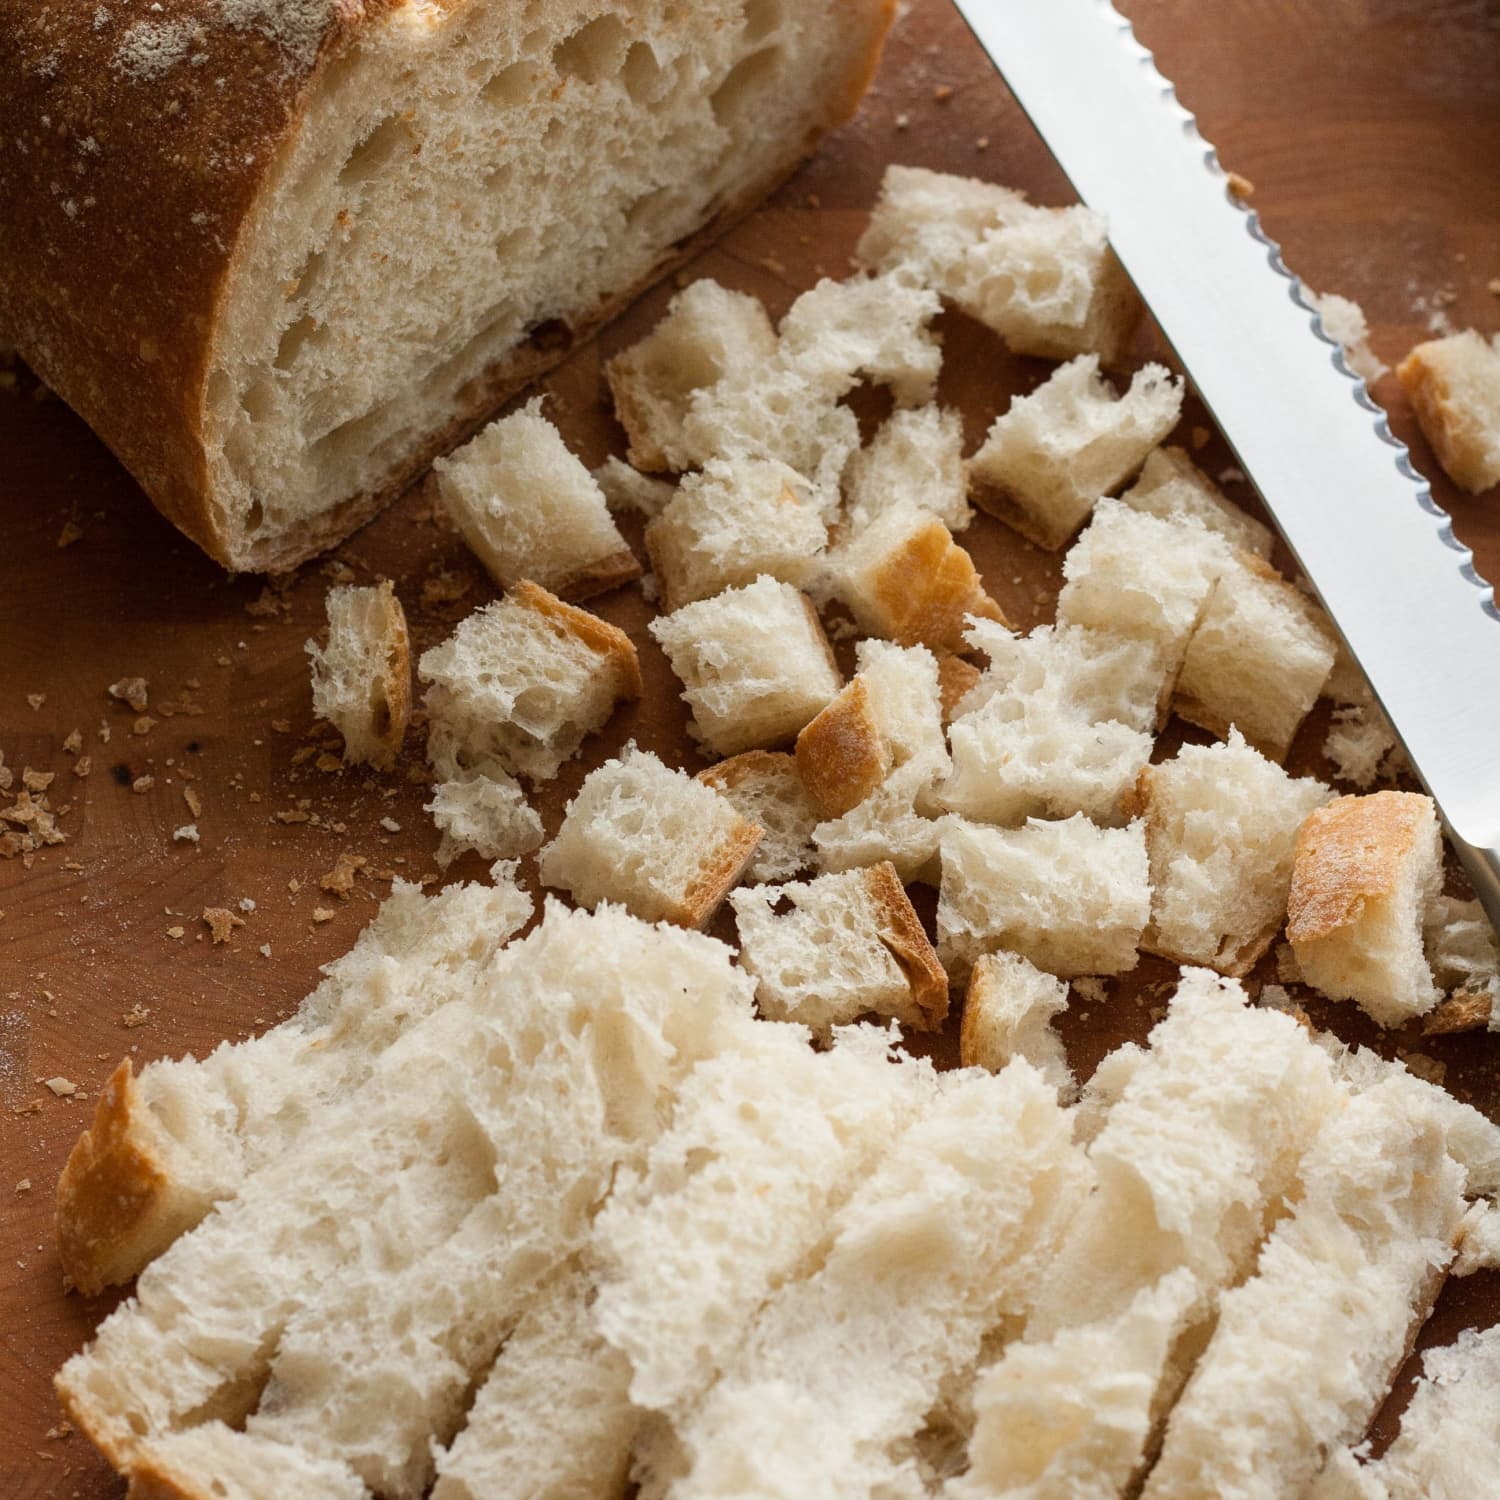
950 0 1500 930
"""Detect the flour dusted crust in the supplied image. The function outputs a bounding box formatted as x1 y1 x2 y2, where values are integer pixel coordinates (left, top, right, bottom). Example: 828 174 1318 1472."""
0 0 895 571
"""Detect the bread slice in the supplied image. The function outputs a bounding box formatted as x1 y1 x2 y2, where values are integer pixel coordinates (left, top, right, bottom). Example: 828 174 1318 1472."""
57 902 758 1491
856 164 1030 290
1132 731 1332 976
795 639 948 819
593 456 677 520
306 579 412 770
538 745 763 928
957 202 1142 366
936 815 1150 979
425 773 544 867
1120 446 1274 558
430 1262 635 1500
953 1270 1200 1500
731 861 949 1035
593 1021 937 1418
649 575 842 755
695 751 819 884
1396 328 1500 492
968 356 1184 550
1286 791 1445 1026
1056 499 1232 692
433 400 641 601
938 621 1162 826
607 279 779 471
827 503 1007 655
0 1 894 570
1172 554 1338 761
420 579 642 783
1142 1073 1470 1500
1308 1326 1500 1500
843 404 973 535
959 950 1072 1095
661 1063 1090 1500
644 456 828 610
56 873 533 1295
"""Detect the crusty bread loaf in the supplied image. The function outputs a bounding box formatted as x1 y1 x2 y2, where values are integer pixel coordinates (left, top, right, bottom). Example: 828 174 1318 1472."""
435 401 641 600
828 503 1007 655
1120 446 1274 558
937 815 1150 979
650 575 842 755
56 873 532 1295
1173 553 1338 761
959 950 1072 1095
1133 731 1332 977
0 0 894 570
731 862 949 1035
421 579 642 783
539 745 763 927
645 457 827 610
306 579 412 770
1143 1074 1470 1500
968 356 1183 549
695 750 820 884
1396 328 1500 493
843 404 972 535
1287 791 1444 1026
426 772 544 866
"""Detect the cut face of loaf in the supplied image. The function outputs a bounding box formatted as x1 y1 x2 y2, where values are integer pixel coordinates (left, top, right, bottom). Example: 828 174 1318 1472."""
1 0 893 570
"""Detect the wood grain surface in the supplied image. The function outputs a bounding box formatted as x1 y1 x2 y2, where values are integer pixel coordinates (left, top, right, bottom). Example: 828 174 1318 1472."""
3 1 1498 1493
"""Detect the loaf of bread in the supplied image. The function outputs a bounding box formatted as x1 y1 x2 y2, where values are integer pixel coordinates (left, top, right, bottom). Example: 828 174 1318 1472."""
0 0 893 570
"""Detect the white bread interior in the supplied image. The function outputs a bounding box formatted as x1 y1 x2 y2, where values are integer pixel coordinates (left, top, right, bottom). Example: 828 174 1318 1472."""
695 751 820 885
1396 327 1500 493
843 403 973 535
1120 446 1274 558
306 579 412 770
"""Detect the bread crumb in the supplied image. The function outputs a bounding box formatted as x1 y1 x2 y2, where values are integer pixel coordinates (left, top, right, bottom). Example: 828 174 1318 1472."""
275 808 311 824
133 715 157 736
1397 1050 1446 1086
121 1003 150 1028
321 559 356 584
288 877 301 893
1190 426 1210 450
183 786 202 818
108 677 149 712
933 84 954 101
270 718 292 734
73 757 92 779
319 852 367 897
379 816 401 833
894 112 910 129
1226 171 1255 201
312 906 336 924
43 1076 77 1097
173 824 200 843
201 907 244 944
15 1178 31 1193
131 775 154 794
22 768 54 792
62 729 83 755
57 520 84 548
27 693 45 711
315 752 343 773
166 925 185 939
259 943 273 958
238 897 257 913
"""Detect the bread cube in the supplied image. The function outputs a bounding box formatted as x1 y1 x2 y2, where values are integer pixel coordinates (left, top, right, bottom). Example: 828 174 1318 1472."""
1286 791 1444 1026
938 622 1162 826
420 580 642 783
1120 447 1274 558
592 456 676 521
695 751 819 885
1173 555 1337 761
1423 896 1500 1033
649 576 841 756
1321 647 1405 790
958 204 1142 365
433 400 639 600
306 579 411 771
538 746 763 928
605 279 777 472
856 164 1029 291
731 862 949 1036
796 639 947 818
969 356 1183 549
1133 731 1332 976
425 772 543 868
843 404 972 534
1397 328 1500 493
960 951 1072 1095
937 814 1150 978
644 457 827 611
1057 501 1234 704
830 503 1006 655
777 272 943 407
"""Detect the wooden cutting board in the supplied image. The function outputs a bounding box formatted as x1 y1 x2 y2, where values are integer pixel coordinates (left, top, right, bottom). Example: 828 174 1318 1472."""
2 1 1497 1494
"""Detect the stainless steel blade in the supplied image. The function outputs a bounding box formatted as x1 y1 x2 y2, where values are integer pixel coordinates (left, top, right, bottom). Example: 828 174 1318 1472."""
951 0 1500 924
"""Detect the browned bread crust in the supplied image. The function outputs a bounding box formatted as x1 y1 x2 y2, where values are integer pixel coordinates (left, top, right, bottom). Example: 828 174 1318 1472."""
795 677 891 818
865 515 1007 654
673 815 766 930
509 578 645 702
368 579 412 768
0 0 895 572
863 859 949 1028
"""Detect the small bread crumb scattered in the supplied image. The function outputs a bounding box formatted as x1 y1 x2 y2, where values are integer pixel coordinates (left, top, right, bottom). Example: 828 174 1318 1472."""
44 1076 77 1097
201 907 244 944
319 852 367 897
108 677 148 712
312 906 336 924
173 824 199 843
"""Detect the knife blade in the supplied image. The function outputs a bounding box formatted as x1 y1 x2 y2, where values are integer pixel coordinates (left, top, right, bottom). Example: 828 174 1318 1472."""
950 0 1500 928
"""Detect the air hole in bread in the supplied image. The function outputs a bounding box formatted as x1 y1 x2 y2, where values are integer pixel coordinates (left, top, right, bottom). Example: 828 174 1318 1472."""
273 315 322 372
710 45 784 126
480 58 544 108
244 500 265 535
338 114 416 189
525 318 573 355
744 0 785 43
553 13 631 83
622 40 664 103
